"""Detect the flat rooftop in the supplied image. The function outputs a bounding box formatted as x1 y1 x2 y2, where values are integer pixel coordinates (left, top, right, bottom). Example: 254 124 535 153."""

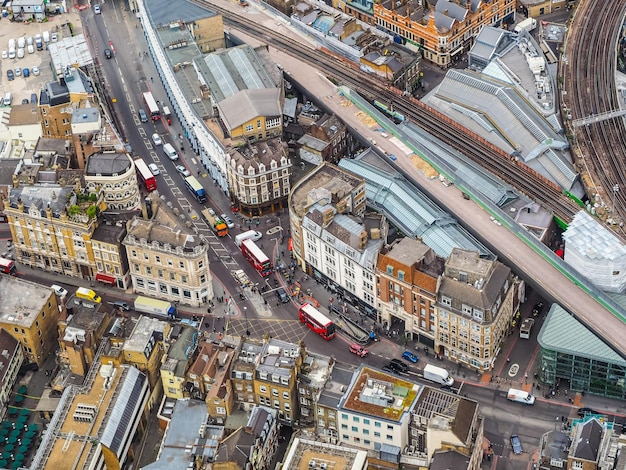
281 437 368 470
0 277 52 328
290 163 363 217
123 316 167 353
339 366 420 422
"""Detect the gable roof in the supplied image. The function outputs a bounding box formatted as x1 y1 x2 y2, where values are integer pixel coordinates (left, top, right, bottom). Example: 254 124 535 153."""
217 88 282 130
572 418 603 461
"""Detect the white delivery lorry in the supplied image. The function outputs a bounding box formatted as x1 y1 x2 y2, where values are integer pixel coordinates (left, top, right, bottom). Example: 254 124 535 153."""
507 388 535 405
162 143 178 161
133 296 177 318
514 17 537 34
423 364 454 386
234 230 263 247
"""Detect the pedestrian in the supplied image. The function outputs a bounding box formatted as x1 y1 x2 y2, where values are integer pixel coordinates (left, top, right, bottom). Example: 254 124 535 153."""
150 77 154 82
506 357 510 363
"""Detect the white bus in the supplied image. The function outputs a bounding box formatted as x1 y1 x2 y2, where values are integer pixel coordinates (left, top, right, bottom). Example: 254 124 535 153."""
142 92 160 121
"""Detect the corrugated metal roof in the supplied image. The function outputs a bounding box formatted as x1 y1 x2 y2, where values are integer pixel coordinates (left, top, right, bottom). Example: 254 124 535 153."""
537 304 626 365
100 367 148 455
340 158 493 259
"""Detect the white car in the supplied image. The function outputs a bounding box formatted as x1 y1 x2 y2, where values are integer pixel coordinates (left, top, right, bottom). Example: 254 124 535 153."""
151 133 162 146
14 67 21 77
93 4 101 13
32 66 40 76
176 165 191 177
220 214 235 229
51 284 68 298
148 163 160 175
1 51 7 59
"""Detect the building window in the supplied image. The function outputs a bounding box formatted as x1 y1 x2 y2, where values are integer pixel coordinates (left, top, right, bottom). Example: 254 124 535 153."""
341 424 348 430
398 270 405 281
386 265 393 275
374 421 381 428
259 385 267 393
183 290 191 299
282 391 289 399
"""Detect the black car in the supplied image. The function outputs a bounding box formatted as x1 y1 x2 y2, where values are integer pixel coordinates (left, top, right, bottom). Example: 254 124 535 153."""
110 301 131 311
30 93 38 104
532 301 544 317
104 48 112 59
577 407 600 417
7 69 14 81
21 98 29 104
389 358 408 373
276 287 289 303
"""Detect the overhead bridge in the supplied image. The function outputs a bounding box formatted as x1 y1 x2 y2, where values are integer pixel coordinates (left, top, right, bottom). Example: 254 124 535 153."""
571 109 626 127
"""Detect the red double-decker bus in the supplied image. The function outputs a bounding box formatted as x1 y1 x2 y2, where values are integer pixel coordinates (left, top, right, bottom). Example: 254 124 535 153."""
241 239 272 277
0 257 16 276
134 158 157 192
299 304 335 340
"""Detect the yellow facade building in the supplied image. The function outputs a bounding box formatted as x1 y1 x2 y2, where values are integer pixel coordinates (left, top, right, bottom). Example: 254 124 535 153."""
435 249 520 371
123 195 213 307
57 295 113 376
253 338 303 425
32 363 150 470
6 182 105 281
0 277 60 366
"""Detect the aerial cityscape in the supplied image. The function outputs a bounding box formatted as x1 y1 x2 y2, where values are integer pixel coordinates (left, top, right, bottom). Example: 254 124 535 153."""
0 0 624 469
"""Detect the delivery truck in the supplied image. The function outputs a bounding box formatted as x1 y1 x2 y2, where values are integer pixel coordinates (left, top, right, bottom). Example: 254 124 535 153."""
75 287 102 303
133 296 177 318
514 17 537 34
423 364 454 386
519 318 535 339
507 388 535 405
202 208 228 237
234 230 263 247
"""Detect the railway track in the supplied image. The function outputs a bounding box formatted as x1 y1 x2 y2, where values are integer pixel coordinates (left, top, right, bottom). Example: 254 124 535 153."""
563 0 626 235
205 2 582 222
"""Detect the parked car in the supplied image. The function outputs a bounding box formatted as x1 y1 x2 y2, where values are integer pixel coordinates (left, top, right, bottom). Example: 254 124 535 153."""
532 301 544 317
148 163 160 175
6 70 14 81
510 435 523 455
93 4 101 13
349 344 368 357
31 66 40 76
138 108 148 123
51 285 68 298
151 133 162 146
402 351 419 363
220 214 235 229
276 287 289 303
389 358 408 373
30 93 38 104
1 51 7 59
27 44 34 54
23 68 29 78
21 99 29 104
578 407 600 417
175 165 190 177
110 301 130 311
14 67 21 77
104 48 112 59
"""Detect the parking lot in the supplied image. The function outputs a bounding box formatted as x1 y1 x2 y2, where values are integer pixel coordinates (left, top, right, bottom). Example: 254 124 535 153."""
0 12 81 105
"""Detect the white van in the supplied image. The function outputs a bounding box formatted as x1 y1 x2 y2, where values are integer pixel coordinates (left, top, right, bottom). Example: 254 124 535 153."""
234 230 263 247
17 37 25 49
163 143 178 161
3 93 12 106
43 31 50 43
507 388 535 405
17 48 24 59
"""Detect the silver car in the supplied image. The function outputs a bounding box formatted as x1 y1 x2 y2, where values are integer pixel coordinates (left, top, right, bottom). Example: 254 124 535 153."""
220 214 235 229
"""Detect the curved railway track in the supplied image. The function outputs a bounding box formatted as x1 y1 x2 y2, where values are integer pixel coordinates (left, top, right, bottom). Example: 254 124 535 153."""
202 2 582 222
564 0 626 234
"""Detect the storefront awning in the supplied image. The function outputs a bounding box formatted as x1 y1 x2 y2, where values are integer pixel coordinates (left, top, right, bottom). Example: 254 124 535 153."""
96 273 116 285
